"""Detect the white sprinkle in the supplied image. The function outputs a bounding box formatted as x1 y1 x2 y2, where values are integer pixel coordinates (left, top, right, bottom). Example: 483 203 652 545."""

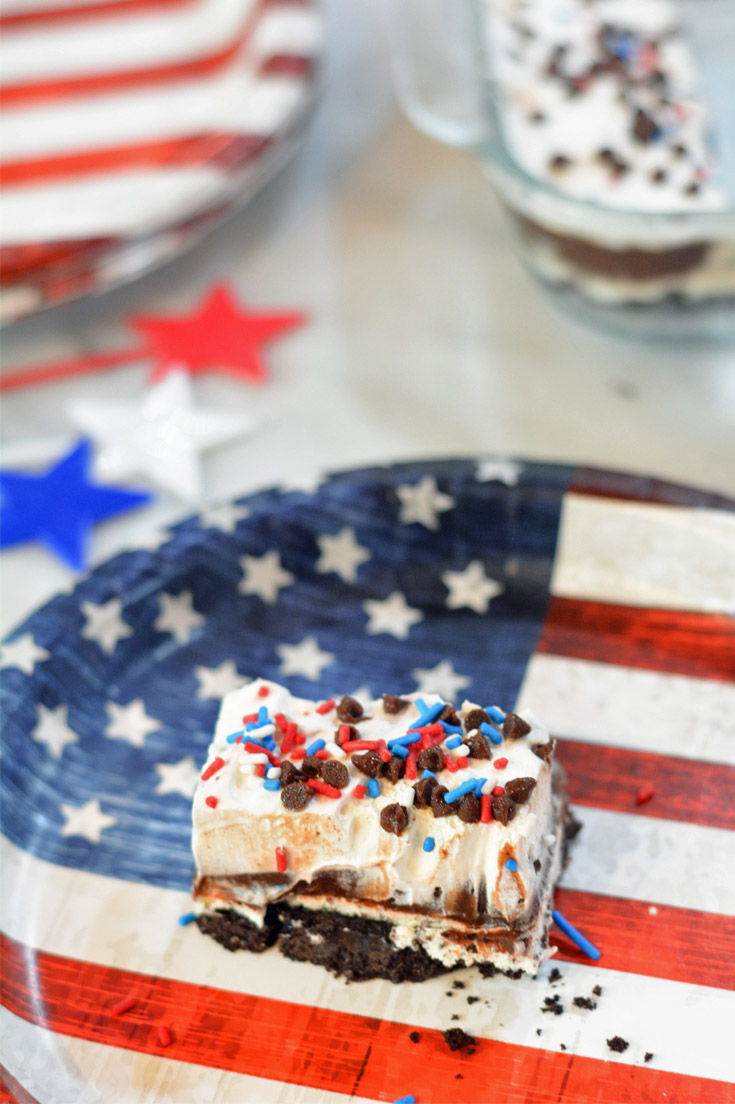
267 766 282 780
543 834 556 846
481 779 495 795
456 744 470 756
466 728 479 738
403 787 415 808
238 762 254 775
324 741 346 760
240 752 269 764
648 905 658 916
246 723 275 739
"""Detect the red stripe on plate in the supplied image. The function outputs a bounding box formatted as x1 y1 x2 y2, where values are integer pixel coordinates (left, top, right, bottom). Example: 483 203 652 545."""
0 0 192 30
0 1064 42 1104
0 345 149 392
2 933 732 1103
557 739 735 831
553 889 735 991
570 468 735 512
539 597 735 682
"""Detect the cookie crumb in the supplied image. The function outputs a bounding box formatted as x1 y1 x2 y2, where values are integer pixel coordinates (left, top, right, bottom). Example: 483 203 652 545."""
443 1028 477 1053
548 967 562 984
607 1036 629 1053
592 985 602 997
573 996 597 1010
467 995 479 1005
409 1031 421 1044
644 1052 654 1063
542 995 564 1015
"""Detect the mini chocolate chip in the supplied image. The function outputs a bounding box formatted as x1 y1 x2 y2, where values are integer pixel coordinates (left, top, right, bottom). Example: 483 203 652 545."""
467 733 492 760
413 777 438 807
598 147 615 165
383 694 409 714
633 107 660 143
336 695 363 722
529 110 546 123
502 713 531 740
532 739 556 764
672 142 687 158
439 704 460 727
431 785 454 818
549 154 572 171
281 781 312 811
464 708 490 731
533 858 541 872
685 181 700 196
280 761 303 787
351 750 382 778
458 792 481 824
606 1036 629 1053
320 760 348 790
651 168 667 184
300 755 323 779
380 803 409 835
417 746 445 773
491 794 517 825
382 754 406 784
504 776 536 804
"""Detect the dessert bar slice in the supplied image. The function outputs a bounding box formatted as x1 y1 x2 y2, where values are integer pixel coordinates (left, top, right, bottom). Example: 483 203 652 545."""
192 680 571 981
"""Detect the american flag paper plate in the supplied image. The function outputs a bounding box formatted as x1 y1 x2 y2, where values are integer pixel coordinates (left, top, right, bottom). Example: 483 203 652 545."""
0 0 322 323
1 457 734 1103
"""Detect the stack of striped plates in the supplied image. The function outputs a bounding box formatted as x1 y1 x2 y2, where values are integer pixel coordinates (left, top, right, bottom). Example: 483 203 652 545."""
0 0 322 322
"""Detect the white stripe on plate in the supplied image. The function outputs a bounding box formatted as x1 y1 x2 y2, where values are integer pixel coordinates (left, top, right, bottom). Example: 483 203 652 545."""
2 840 733 1084
1 1011 377 1104
517 655 735 765
550 494 735 614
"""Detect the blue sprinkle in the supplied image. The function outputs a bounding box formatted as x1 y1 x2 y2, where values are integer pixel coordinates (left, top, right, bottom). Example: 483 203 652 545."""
415 699 445 726
368 778 380 799
423 837 435 853
389 731 421 748
421 769 436 779
306 738 326 755
242 735 267 748
445 735 463 749
441 723 463 735
391 744 409 759
393 1096 416 1104
481 721 503 745
474 778 487 796
552 910 601 961
225 730 244 744
485 705 505 724
178 912 197 926
505 858 518 872
444 779 476 803
263 778 281 791
257 706 269 726
246 720 257 731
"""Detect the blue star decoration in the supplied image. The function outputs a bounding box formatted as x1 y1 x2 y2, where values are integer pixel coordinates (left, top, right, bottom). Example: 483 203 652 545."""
0 437 153 572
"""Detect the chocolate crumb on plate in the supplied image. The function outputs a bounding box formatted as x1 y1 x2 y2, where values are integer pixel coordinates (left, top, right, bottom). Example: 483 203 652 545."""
607 1036 629 1053
573 996 597 1010
592 984 602 997
645 1052 654 1062
443 1027 477 1053
560 1043 567 1051
409 1031 421 1043
452 980 466 989
548 967 562 983
467 996 479 1004
542 995 564 1015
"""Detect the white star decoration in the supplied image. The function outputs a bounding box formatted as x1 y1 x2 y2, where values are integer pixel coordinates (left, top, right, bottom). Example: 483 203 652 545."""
363 591 423 640
0 634 49 675
442 561 504 614
195 660 247 700
32 703 79 758
239 550 294 604
129 527 173 552
67 369 255 501
277 636 334 681
154 590 204 644
105 699 160 748
154 757 200 797
396 475 454 530
81 597 133 654
412 659 470 700
199 503 250 533
475 458 522 485
316 527 371 583
60 798 117 842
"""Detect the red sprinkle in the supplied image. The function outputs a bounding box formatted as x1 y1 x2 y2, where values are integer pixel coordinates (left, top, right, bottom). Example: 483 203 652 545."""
492 786 505 796
200 756 224 781
205 796 218 809
316 699 335 715
274 712 289 733
405 746 419 780
315 749 329 760
156 1025 173 1048
443 756 458 773
111 996 137 1017
354 784 366 799
494 757 508 770
257 685 270 698
290 749 306 760
480 794 492 823
342 740 381 752
378 746 392 763
295 731 307 745
281 722 298 754
242 713 258 725
636 784 656 805
275 846 287 873
255 764 266 778
409 723 443 737
338 725 352 745
456 756 469 770
307 778 341 799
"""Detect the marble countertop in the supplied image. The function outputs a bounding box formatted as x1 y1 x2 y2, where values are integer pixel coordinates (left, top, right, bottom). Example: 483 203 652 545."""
2 0 734 638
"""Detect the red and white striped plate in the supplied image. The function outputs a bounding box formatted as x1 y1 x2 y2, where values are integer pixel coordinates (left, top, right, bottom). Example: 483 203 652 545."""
0 0 322 323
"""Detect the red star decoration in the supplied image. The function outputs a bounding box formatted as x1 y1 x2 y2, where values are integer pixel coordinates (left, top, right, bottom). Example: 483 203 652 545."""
131 284 307 385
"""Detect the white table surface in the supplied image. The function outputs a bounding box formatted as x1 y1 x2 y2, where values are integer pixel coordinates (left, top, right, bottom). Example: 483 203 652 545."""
2 0 735 639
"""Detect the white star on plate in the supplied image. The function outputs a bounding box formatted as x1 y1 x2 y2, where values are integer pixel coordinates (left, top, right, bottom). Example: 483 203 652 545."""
199 503 251 533
475 458 522 485
129 528 173 552
277 636 335 681
60 798 117 842
0 634 50 675
154 756 200 797
363 591 423 640
239 550 294 604
32 703 79 758
195 660 247 700
316 527 371 583
67 369 256 501
412 659 470 700
396 475 454 530
154 590 204 644
105 699 160 748
442 561 504 614
279 469 325 495
81 597 133 654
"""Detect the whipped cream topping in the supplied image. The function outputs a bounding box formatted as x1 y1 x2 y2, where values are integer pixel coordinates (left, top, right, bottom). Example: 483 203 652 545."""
192 680 562 926
484 0 727 212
